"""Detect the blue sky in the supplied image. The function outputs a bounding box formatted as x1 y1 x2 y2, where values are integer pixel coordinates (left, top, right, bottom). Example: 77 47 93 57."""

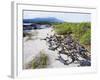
23 10 91 22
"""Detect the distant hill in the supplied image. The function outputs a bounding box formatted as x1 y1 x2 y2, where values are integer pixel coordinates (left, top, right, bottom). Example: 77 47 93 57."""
23 17 64 23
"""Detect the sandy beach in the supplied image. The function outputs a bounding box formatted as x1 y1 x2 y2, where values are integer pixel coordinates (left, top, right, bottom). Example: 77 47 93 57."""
23 27 81 69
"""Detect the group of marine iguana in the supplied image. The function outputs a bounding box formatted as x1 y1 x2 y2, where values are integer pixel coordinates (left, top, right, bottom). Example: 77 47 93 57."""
41 32 91 66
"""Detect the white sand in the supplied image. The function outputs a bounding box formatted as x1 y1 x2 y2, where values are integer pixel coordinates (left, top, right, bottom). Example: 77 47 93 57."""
23 27 80 68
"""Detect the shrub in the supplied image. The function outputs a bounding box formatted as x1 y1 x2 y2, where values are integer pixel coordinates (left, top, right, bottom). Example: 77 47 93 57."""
54 23 73 35
80 30 91 45
32 51 49 69
53 22 91 45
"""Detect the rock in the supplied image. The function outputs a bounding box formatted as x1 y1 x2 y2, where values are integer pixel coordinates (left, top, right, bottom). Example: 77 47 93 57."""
56 55 69 65
45 32 91 66
79 60 91 66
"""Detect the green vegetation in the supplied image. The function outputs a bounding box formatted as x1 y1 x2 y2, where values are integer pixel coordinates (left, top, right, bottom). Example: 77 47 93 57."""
53 22 91 46
80 29 91 45
32 51 49 69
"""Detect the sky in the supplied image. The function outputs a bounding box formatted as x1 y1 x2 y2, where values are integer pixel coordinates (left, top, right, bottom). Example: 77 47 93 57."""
23 10 91 22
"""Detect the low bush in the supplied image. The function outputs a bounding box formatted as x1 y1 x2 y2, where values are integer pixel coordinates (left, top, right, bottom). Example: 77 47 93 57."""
32 51 49 69
80 30 91 45
53 22 91 46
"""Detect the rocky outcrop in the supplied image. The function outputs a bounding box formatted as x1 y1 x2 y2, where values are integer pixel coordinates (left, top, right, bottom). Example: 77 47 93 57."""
43 33 91 66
